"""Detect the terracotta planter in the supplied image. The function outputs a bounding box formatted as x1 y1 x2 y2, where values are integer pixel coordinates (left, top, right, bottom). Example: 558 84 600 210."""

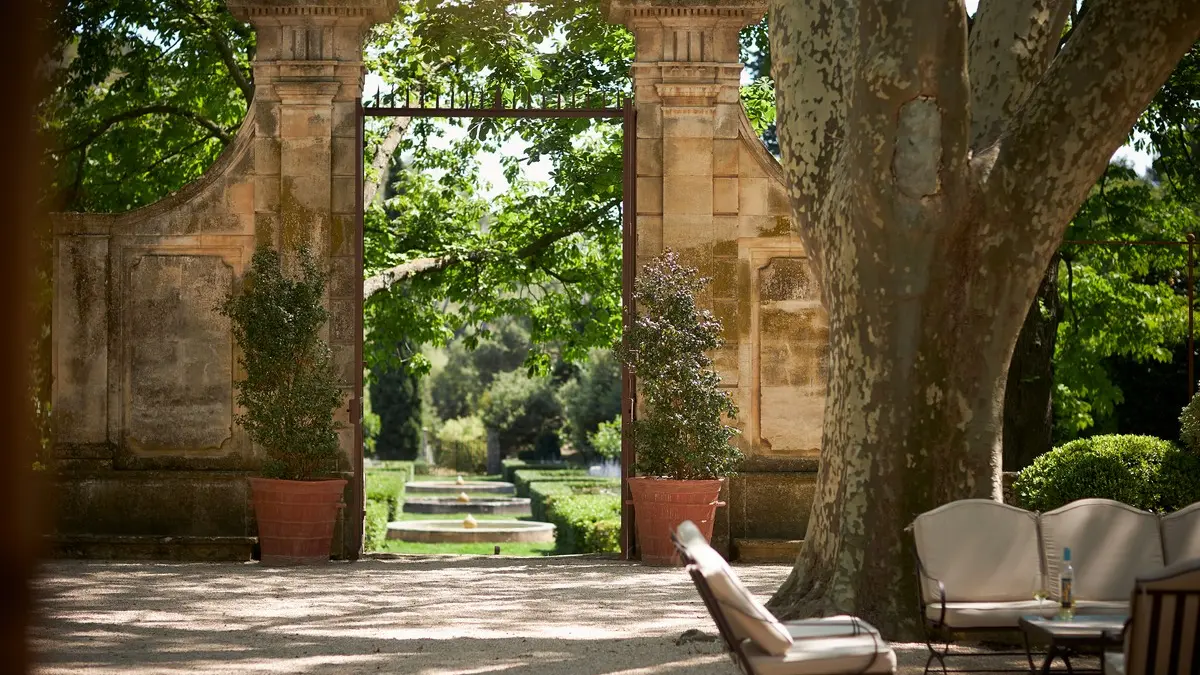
249 477 347 565
627 476 724 565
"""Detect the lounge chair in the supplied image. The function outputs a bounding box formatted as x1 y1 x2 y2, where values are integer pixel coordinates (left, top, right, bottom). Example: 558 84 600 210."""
1102 557 1200 675
671 520 896 674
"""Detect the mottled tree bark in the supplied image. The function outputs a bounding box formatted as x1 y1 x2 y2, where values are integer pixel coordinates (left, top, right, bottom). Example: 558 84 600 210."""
766 0 1200 636
1003 259 1061 471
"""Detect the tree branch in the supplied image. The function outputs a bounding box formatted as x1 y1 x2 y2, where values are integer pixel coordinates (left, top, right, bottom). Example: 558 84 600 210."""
983 0 1200 264
364 116 412 207
363 202 619 300
967 0 1073 149
171 0 254 103
56 104 233 155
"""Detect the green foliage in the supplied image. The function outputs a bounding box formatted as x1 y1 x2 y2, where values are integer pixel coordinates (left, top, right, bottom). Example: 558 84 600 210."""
1181 390 1200 454
41 0 252 212
364 500 390 552
365 471 405 520
558 349 621 457
589 417 622 461
434 416 487 473
616 252 742 480
1053 166 1196 440
1014 434 1200 512
529 479 620 522
370 461 416 482
501 459 572 483
368 345 423 460
543 489 621 554
429 342 484 421
219 246 342 480
478 370 564 455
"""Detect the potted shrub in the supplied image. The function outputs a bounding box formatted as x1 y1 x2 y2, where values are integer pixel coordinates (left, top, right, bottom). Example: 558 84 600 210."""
220 245 346 565
616 251 742 564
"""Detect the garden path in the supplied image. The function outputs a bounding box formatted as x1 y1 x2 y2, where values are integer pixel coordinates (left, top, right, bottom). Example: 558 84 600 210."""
31 556 1032 674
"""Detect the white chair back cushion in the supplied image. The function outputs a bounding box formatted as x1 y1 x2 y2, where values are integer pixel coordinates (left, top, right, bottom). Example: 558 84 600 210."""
677 521 793 656
912 499 1042 603
1161 501 1200 566
1041 499 1165 602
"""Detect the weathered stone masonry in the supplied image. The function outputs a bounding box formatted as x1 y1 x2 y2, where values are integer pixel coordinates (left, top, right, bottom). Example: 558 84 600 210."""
50 0 396 560
50 0 827 560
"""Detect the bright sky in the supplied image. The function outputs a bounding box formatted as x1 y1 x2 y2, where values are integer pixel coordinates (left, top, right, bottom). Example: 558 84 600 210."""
364 0 1154 198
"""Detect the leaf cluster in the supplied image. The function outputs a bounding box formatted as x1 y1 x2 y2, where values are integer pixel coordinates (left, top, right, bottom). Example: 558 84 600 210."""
616 252 742 480
218 246 343 480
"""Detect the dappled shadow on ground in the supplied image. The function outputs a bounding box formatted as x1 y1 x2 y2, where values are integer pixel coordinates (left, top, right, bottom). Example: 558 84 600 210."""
31 556 1056 674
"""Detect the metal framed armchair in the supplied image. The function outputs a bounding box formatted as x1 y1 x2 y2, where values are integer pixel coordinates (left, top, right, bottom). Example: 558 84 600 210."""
1101 558 1200 675
671 520 896 675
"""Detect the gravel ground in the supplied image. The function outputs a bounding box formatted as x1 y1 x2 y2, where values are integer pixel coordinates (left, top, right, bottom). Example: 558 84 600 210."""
30 556 1065 674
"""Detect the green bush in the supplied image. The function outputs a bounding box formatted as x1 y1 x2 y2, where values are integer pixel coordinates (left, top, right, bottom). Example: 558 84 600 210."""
559 349 622 457
434 416 488 473
545 491 621 554
529 479 621 521
512 468 590 496
364 499 389 551
371 461 415 483
1014 434 1200 512
478 370 564 456
1181 390 1200 454
365 471 405 519
413 458 431 475
589 417 622 461
501 459 572 482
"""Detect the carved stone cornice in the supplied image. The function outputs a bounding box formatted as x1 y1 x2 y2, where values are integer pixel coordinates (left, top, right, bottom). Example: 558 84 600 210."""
226 0 398 23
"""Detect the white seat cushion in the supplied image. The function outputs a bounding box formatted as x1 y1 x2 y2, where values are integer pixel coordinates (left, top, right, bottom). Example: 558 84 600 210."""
744 634 897 675
784 615 882 639
1104 651 1125 675
677 521 794 656
925 600 1058 628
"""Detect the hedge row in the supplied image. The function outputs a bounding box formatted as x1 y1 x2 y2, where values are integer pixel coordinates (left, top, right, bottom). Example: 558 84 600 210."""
512 469 616 497
364 499 389 551
529 479 620 522
366 471 405 520
370 461 416 483
502 459 573 483
1015 434 1200 512
545 491 621 554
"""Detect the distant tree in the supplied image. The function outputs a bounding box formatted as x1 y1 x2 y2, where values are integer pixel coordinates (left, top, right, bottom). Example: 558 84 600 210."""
368 344 422 461
558 349 621 457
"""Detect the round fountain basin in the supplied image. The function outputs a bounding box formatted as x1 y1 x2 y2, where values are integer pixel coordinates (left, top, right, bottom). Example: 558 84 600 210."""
402 497 531 516
387 520 555 544
404 481 516 495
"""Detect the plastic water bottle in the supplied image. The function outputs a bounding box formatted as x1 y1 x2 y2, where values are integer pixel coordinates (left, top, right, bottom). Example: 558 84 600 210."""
1060 547 1075 619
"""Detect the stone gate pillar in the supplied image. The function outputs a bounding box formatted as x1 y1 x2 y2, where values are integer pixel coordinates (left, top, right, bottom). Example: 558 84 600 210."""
49 0 394 560
606 0 828 561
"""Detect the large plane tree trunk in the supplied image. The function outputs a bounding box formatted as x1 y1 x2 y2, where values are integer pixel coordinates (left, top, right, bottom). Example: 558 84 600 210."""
1003 259 1062 471
765 0 1200 637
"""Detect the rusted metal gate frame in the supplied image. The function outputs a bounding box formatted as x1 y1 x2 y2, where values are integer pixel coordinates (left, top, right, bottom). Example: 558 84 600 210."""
354 92 639 559
1061 234 1197 399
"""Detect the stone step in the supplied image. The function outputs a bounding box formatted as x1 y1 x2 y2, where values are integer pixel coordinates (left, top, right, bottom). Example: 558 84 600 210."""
733 538 803 563
49 534 256 562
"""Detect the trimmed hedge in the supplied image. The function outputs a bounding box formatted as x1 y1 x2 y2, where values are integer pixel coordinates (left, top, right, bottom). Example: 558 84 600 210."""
545 491 621 554
365 471 405 519
370 461 416 483
1015 434 1200 513
502 459 573 483
529 479 620 522
512 468 592 496
364 499 389 551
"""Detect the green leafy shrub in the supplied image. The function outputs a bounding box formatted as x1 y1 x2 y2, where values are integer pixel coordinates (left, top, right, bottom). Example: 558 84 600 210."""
589 417 622 460
368 350 423 460
1014 434 1200 512
558 349 622 457
512 468 589 496
370 461 416 483
478 370 564 455
364 500 389 551
365 471 405 519
1180 390 1200 454
219 246 342 480
615 251 742 479
529 479 621 521
434 416 487 473
545 492 621 554
413 458 431 475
